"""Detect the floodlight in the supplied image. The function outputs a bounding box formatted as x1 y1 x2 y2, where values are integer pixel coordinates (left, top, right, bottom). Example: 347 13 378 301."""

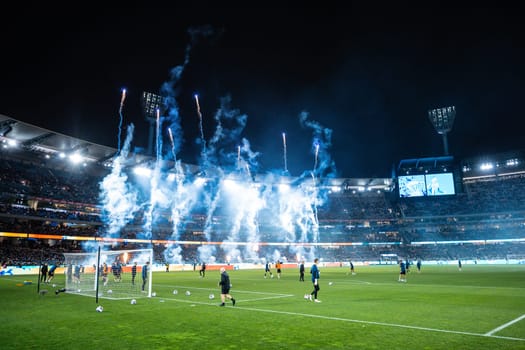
428 106 456 156
142 92 166 156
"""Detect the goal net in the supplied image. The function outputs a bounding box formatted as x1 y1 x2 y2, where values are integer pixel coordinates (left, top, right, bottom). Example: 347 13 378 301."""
63 248 153 300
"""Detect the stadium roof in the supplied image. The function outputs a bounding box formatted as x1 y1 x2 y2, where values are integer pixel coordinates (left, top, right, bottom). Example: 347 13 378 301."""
0 114 147 167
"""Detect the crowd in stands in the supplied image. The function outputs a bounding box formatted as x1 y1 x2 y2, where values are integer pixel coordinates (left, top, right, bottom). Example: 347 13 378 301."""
1 157 525 266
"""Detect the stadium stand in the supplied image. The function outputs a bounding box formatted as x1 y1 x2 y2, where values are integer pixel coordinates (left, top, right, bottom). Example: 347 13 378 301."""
1 116 525 267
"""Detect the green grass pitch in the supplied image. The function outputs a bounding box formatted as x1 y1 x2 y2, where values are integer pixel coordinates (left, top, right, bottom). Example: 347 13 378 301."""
1 264 524 349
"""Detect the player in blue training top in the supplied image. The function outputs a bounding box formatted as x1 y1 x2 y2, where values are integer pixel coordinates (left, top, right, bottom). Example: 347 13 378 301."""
141 261 150 291
264 261 273 279
46 263 58 283
307 258 321 302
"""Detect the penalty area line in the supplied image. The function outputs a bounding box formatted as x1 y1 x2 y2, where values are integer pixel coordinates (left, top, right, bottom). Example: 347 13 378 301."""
485 314 525 336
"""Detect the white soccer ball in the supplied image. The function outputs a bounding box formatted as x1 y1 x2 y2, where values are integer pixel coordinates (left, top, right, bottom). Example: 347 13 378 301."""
172 289 178 295
209 293 215 300
130 299 137 305
77 289 81 292
329 282 333 286
107 289 113 294
96 306 103 312
304 294 309 299
185 291 191 296
151 292 156 297
52 284 56 288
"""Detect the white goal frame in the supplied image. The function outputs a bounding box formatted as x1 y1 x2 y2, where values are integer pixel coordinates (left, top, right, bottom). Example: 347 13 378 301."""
63 248 153 301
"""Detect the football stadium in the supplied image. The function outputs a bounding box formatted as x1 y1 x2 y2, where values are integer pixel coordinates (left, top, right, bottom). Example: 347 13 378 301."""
1 100 525 349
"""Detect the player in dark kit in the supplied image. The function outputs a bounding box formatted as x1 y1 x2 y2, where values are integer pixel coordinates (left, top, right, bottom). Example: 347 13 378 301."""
308 258 321 302
131 262 137 285
200 262 206 277
218 267 236 307
398 260 407 282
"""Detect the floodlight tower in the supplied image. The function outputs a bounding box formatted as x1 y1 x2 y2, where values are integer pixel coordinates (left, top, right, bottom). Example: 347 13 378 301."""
141 92 166 156
428 106 456 156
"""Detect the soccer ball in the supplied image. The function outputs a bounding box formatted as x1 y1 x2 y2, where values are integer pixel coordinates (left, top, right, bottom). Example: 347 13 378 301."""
52 284 56 288
107 289 113 294
304 294 309 300
209 293 215 299
151 292 156 297
185 291 191 296
130 299 137 305
328 282 333 286
96 305 104 312
172 289 178 295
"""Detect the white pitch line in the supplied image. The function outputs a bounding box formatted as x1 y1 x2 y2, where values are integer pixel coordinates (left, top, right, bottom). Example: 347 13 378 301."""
234 306 525 342
236 294 293 303
159 296 525 342
485 314 525 336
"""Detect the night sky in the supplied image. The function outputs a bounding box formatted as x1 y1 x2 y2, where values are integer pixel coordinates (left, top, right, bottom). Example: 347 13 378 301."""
2 3 523 178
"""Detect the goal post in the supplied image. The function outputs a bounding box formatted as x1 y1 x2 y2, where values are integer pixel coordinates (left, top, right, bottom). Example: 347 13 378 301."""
62 248 153 301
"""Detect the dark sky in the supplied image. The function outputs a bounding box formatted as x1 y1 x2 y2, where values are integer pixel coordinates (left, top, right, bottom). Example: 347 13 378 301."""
2 2 523 178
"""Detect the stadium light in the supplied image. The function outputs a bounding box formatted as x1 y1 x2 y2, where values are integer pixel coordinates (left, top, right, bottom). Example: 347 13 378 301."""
142 92 166 156
428 106 456 156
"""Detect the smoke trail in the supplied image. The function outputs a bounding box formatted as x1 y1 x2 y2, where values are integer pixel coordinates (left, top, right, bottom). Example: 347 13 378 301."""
299 111 337 178
205 95 251 171
155 109 163 161
99 124 140 240
155 27 216 262
142 109 167 240
195 94 206 143
160 25 215 160
117 88 126 154
168 128 176 161
165 176 204 263
237 145 241 170
282 132 288 174
219 179 264 263
198 182 221 263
